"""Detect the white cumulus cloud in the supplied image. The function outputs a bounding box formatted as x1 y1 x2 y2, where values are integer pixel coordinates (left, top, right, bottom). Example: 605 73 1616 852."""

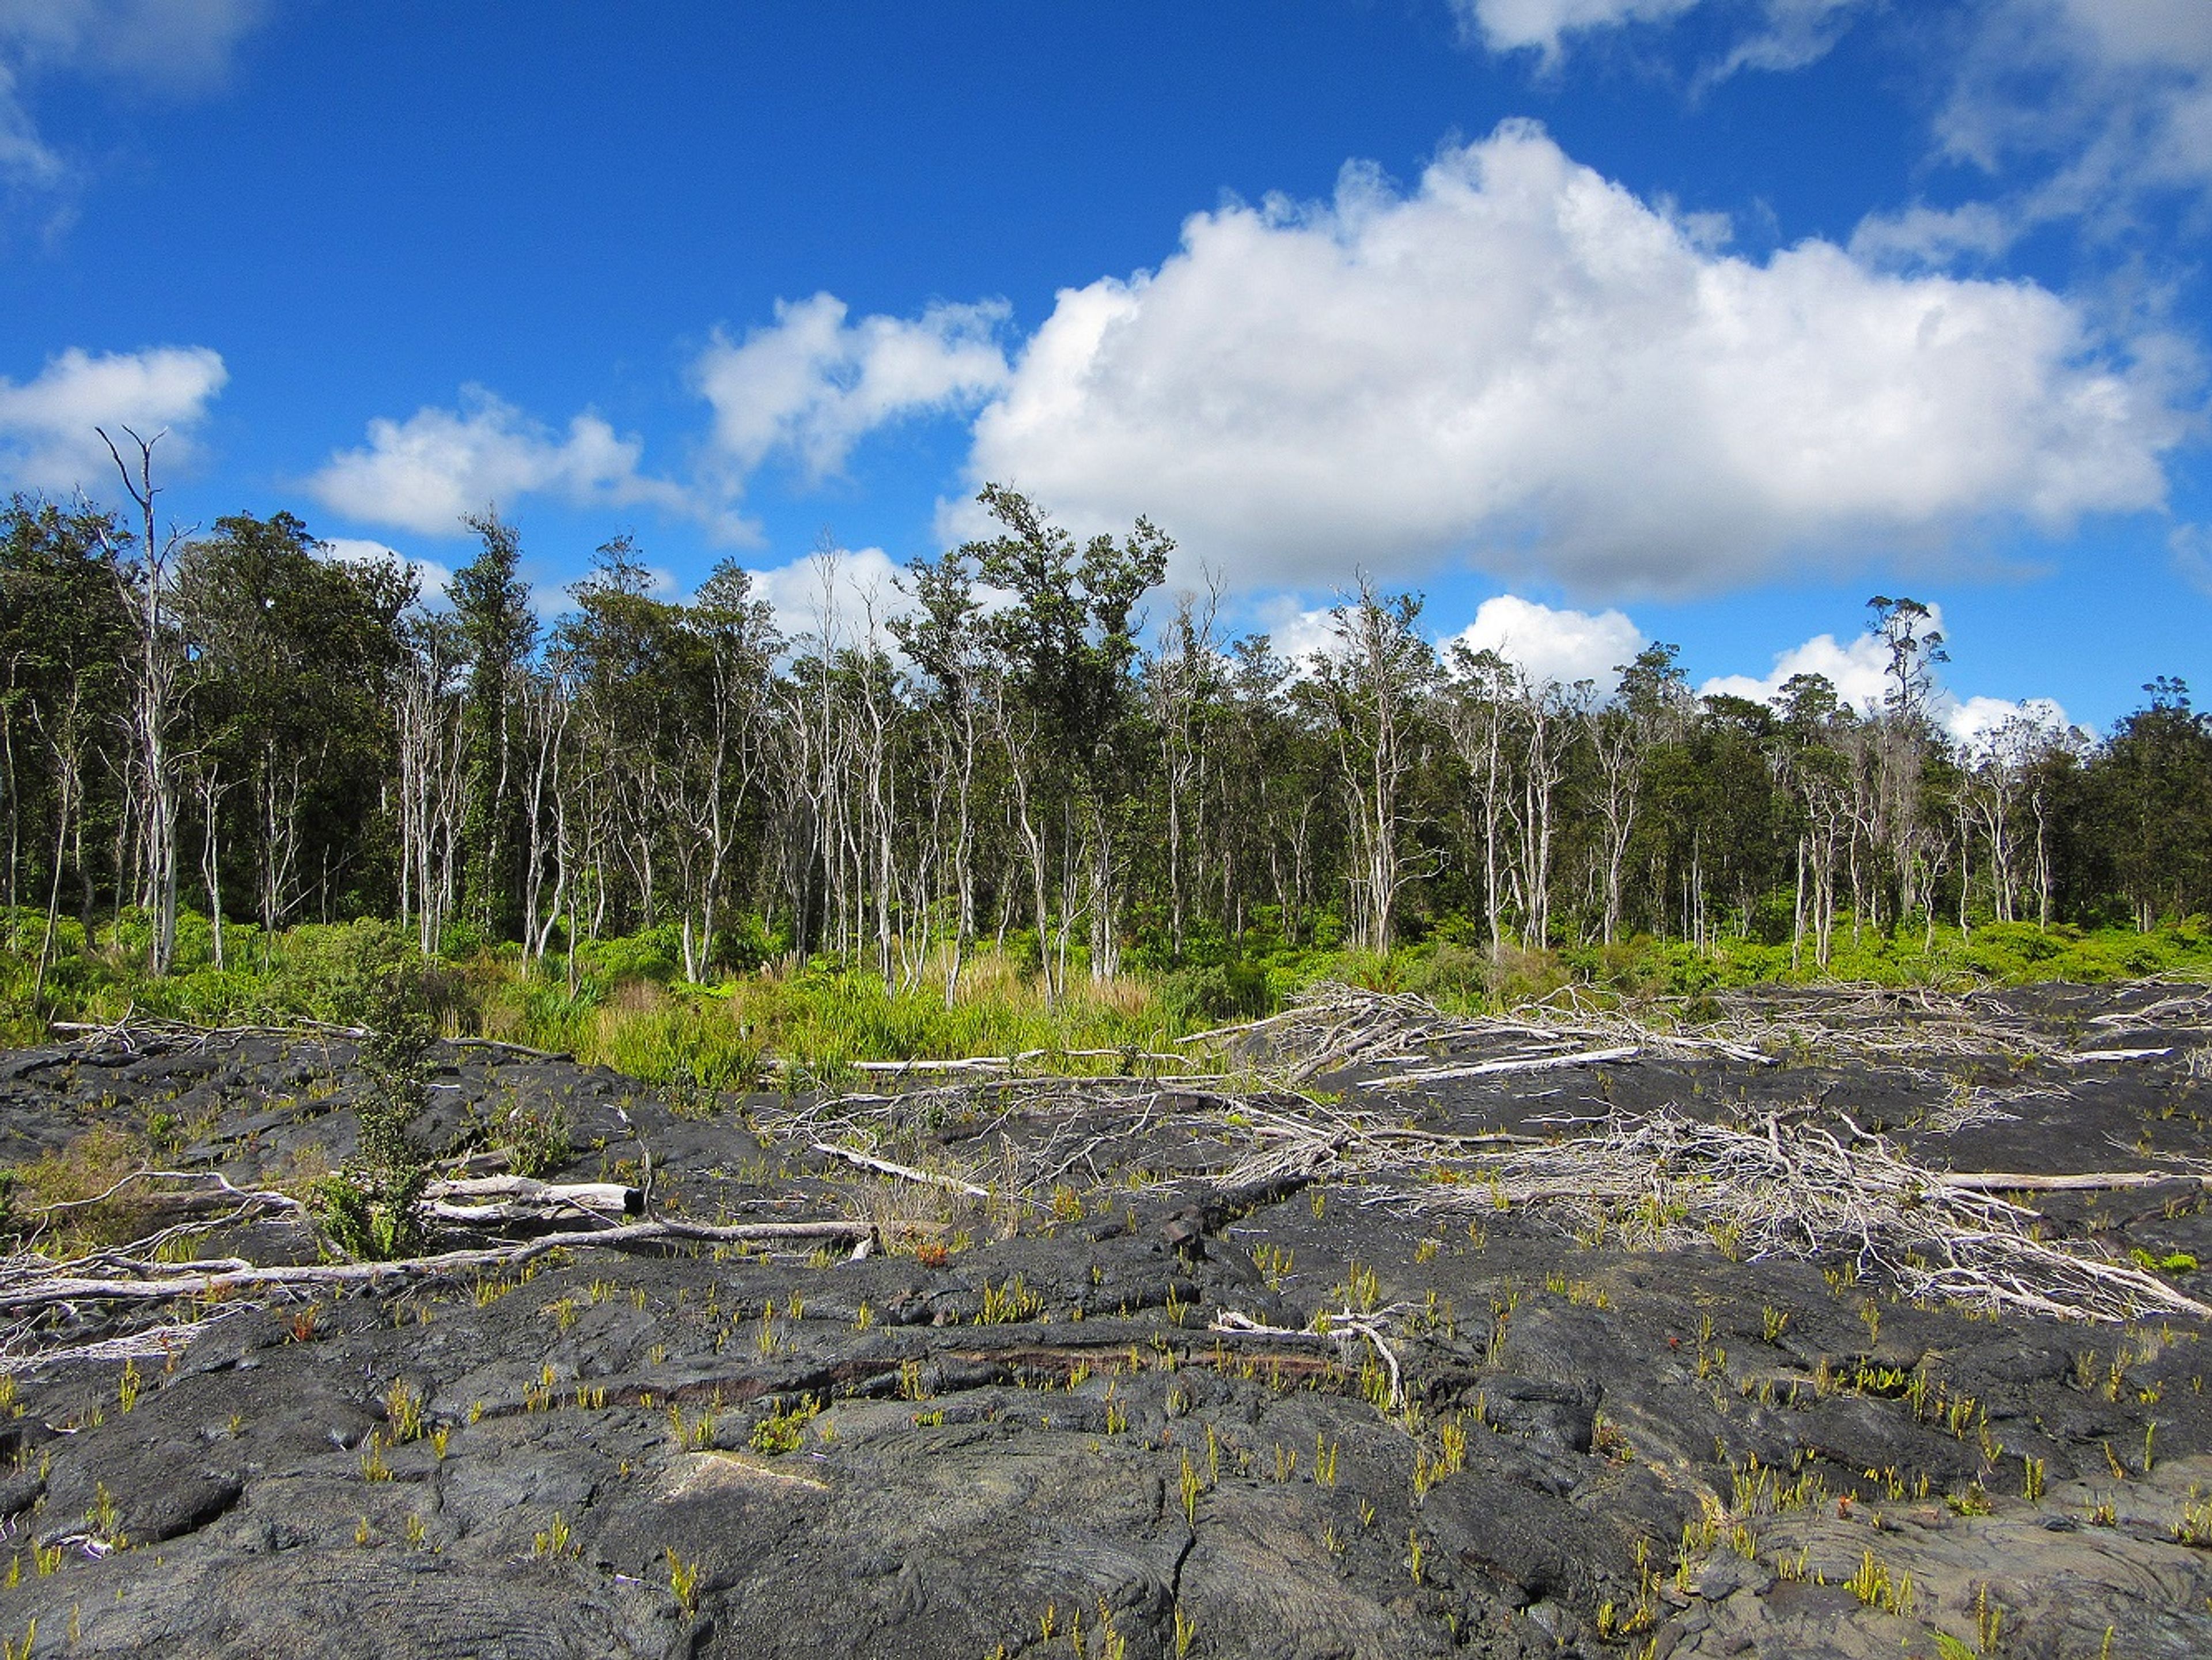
964 123 2181 600
1847 201 2020 269
696 292 1009 481
1249 597 1340 669
1946 693 2073 750
1448 594 1644 689
307 388 710 540
0 343 227 493
1699 623 1896 712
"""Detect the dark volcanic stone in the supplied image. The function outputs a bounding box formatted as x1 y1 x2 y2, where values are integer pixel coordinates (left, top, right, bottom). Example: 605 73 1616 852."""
2 985 2211 1656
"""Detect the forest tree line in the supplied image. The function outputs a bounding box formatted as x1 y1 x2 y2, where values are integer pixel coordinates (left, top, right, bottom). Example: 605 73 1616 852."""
3 468 2210 1001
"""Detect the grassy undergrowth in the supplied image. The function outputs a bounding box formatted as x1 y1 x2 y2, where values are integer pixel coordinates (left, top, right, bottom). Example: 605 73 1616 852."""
0 910 1200 1087
476 954 1181 1090
1 906 2207 1085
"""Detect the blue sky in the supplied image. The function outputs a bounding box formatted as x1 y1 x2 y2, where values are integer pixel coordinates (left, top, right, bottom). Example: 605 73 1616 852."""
0 0 2206 735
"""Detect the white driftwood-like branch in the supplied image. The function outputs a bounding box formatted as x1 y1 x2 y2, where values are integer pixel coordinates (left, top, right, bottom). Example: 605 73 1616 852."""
1354 1045 1639 1090
1208 1306 1407 1409
423 1176 639 1212
0 1217 873 1314
809 1141 991 1198
1933 1169 2211 1194
25 1167 309 1221
50 1015 368 1044
851 1048 1191 1076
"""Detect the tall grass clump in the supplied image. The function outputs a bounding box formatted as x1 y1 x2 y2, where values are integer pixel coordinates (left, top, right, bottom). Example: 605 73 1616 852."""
474 942 1195 1089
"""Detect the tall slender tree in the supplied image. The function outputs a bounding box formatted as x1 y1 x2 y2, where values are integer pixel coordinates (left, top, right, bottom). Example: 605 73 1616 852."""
451 510 537 941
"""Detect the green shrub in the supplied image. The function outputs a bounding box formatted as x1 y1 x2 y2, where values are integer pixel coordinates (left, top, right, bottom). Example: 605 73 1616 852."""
1154 961 1268 1023
275 920 423 1026
312 957 434 1260
484 1094 574 1178
584 925 683 985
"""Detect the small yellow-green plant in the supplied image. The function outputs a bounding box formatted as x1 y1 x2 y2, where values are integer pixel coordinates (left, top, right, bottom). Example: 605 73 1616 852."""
85 1482 124 1545
2175 1485 2212 1546
359 1432 393 1482
749 1398 819 1454
978 1276 1044 1324
1843 1549 1912 1615
386 1379 427 1441
1340 1262 1381 1311
666 1546 702 1616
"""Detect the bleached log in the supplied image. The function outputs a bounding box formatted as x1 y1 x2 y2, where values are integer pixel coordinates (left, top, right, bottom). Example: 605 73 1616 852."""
850 1048 1188 1075
1650 1034 1778 1065
1354 1045 1639 1089
423 1200 624 1226
423 1176 639 1212
1934 1170 2210 1194
0 1217 874 1313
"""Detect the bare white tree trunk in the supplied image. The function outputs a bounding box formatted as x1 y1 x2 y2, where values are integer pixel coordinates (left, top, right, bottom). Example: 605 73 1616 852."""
98 427 184 975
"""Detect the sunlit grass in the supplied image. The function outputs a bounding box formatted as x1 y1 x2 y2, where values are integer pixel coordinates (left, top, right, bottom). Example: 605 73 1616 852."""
1 905 2206 1090
482 948 1196 1089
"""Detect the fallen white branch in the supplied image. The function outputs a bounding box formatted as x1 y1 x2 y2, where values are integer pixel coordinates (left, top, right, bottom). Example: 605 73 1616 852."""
1354 1045 1639 1090
423 1175 639 1215
1934 1170 2210 1194
0 1217 874 1314
851 1048 1191 1076
809 1142 991 1199
25 1168 307 1220
1207 1307 1406 1408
